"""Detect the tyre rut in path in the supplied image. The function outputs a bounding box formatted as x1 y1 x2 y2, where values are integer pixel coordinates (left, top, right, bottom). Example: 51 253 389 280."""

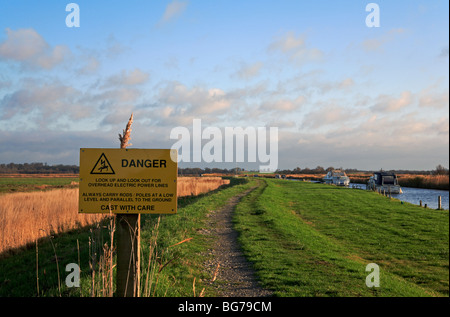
202 186 273 297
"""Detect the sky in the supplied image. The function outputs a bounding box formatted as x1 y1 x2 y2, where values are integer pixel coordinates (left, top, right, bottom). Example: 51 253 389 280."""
0 0 448 171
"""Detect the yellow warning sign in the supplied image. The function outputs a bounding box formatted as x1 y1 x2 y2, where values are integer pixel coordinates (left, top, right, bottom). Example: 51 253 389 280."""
79 148 177 214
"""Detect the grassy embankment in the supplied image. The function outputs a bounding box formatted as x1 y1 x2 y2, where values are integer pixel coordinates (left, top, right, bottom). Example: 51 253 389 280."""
233 178 449 296
0 177 251 297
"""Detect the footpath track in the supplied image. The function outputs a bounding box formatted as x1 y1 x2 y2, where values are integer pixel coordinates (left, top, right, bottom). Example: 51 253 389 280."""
202 184 273 297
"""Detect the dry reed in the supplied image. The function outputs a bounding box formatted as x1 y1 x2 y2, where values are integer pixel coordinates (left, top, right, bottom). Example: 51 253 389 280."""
397 174 449 190
0 177 229 255
177 177 230 197
0 188 105 254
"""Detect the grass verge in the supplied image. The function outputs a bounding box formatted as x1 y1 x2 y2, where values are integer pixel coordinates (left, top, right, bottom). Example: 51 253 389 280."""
233 178 449 297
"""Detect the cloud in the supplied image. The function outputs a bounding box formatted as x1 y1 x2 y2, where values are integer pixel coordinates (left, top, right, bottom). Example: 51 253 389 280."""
0 28 70 69
432 117 449 135
362 28 406 52
0 129 116 164
158 1 188 25
439 46 449 58
370 91 414 113
105 68 150 87
419 89 449 109
234 62 263 80
157 81 231 117
0 83 78 120
302 105 358 129
338 78 354 89
260 96 305 112
78 56 101 75
268 31 323 65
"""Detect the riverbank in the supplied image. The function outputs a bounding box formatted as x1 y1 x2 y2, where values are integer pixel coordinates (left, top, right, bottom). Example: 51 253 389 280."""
348 174 449 191
234 178 449 296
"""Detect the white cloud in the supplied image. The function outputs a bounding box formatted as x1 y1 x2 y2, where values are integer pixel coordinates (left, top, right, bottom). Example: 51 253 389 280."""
418 89 449 109
78 56 101 75
260 96 305 112
362 28 406 52
105 68 150 87
371 91 414 113
302 105 358 129
0 83 78 120
235 62 263 80
338 78 354 89
268 31 323 65
158 1 188 25
0 28 70 69
157 81 231 116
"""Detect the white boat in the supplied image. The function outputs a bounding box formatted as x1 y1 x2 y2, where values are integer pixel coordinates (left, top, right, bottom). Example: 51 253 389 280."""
323 170 350 186
367 172 402 194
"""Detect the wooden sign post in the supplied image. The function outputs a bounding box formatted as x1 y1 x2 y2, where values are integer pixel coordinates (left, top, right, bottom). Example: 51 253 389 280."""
117 114 140 297
78 114 177 297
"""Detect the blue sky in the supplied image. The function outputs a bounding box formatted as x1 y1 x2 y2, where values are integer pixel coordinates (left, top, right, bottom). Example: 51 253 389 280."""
0 1 448 170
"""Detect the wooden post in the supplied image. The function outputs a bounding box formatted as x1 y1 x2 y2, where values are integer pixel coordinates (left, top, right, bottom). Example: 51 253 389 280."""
116 213 140 296
419 200 422 207
438 196 441 210
116 114 141 297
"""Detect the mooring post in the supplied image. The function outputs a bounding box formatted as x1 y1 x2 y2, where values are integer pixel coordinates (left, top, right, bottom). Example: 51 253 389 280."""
438 196 441 210
116 114 141 297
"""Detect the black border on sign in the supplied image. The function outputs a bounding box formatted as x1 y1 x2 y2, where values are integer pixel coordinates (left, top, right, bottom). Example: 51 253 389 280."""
90 152 115 175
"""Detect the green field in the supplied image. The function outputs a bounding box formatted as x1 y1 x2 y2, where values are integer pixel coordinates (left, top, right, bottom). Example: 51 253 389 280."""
0 177 448 297
0 176 79 193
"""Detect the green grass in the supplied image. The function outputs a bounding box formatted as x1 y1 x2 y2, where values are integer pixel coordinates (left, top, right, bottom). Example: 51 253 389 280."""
0 177 79 193
0 177 253 297
233 179 449 297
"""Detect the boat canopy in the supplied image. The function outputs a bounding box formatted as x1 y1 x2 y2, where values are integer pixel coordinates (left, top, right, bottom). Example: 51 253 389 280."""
372 172 399 186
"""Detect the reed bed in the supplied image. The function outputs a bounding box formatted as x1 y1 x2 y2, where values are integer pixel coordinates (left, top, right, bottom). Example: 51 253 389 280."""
177 177 230 196
285 174 325 180
0 188 106 254
0 177 229 254
397 174 449 190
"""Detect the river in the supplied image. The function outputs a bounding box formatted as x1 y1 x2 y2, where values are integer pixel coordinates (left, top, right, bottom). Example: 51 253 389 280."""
350 183 449 210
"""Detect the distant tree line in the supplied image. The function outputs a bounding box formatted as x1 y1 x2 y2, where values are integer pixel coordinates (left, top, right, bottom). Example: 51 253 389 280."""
0 162 79 174
178 167 243 175
0 162 447 176
277 165 449 176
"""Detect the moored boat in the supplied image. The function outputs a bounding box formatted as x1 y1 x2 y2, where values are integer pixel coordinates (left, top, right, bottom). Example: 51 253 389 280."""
367 171 402 194
323 170 350 186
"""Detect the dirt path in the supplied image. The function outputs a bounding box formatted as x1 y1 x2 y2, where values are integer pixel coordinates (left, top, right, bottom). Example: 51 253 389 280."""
202 187 273 297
